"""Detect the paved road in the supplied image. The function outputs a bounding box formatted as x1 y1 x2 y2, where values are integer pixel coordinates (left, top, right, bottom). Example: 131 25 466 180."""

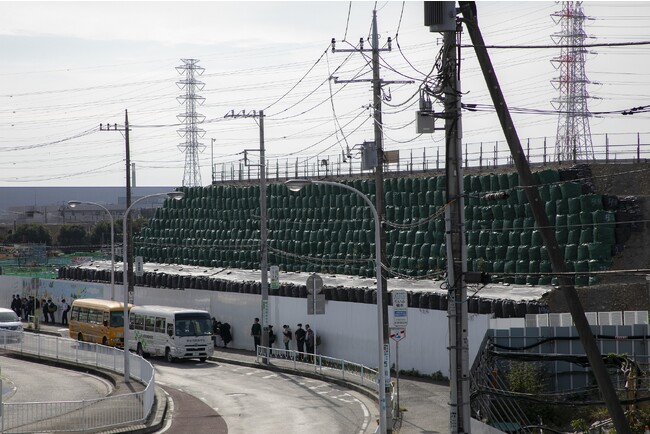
154 358 378 434
1 354 111 402
157 385 228 434
25 323 452 433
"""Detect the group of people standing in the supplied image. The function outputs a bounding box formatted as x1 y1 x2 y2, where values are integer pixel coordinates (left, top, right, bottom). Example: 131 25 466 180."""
211 318 233 348
250 319 316 356
10 295 70 326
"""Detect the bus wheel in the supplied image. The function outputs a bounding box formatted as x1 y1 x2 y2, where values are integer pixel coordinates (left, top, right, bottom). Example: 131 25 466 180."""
102 337 108 346
137 343 145 358
77 333 83 342
200 357 207 362
165 348 174 363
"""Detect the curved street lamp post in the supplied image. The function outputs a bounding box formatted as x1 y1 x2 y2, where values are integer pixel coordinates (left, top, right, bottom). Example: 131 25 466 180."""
67 201 116 301
286 179 388 434
121 191 185 383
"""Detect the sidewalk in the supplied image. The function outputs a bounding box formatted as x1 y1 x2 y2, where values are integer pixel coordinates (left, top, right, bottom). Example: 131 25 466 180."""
30 323 449 433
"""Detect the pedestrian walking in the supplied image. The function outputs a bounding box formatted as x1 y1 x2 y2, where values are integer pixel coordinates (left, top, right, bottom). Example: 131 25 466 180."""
282 325 292 350
251 317 261 352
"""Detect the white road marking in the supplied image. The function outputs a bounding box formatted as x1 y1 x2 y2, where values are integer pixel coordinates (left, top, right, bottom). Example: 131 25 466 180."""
153 389 174 434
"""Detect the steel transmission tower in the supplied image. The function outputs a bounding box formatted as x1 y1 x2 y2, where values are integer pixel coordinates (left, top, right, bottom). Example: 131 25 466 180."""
551 2 594 162
176 58 206 187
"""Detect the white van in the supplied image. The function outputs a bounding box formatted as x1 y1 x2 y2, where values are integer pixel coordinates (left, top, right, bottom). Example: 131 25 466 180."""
0 307 23 343
128 305 214 362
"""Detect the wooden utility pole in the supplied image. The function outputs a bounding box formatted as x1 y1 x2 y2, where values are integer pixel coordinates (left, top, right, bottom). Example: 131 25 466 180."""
458 3 630 433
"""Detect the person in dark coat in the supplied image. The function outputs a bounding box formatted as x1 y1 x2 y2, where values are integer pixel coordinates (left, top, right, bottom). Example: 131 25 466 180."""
41 298 48 323
47 299 57 323
268 325 275 348
251 317 261 351
305 324 315 355
11 295 19 316
220 322 232 348
295 323 306 356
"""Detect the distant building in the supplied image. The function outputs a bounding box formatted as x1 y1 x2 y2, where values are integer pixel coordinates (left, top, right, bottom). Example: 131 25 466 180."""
0 186 177 227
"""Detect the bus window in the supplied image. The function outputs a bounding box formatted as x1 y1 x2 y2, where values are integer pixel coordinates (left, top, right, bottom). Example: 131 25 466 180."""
166 323 173 337
110 310 124 327
155 317 166 333
71 306 79 321
134 314 145 330
88 309 101 324
145 316 155 332
78 307 89 323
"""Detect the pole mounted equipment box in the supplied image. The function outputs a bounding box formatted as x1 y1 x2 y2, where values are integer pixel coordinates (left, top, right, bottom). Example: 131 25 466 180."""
424 1 457 32
416 111 436 134
361 141 378 170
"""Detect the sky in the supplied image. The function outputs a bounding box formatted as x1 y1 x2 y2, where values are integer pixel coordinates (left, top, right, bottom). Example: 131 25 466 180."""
1 1 649 187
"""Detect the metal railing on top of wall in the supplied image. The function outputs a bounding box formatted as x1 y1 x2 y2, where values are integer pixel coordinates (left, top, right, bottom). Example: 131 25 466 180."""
0 330 155 434
213 132 650 183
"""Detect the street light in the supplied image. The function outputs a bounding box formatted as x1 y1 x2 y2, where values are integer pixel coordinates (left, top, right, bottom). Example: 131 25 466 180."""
285 179 388 434
67 201 116 301
121 190 184 383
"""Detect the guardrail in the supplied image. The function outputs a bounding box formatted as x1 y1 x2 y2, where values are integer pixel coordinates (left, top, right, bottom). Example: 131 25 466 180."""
256 346 378 388
255 346 398 420
0 330 155 434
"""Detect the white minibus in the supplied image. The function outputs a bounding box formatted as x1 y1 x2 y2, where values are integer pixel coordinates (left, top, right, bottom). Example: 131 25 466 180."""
128 305 214 362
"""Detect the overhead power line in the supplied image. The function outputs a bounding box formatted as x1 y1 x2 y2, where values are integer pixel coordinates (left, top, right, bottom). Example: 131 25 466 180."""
460 40 650 49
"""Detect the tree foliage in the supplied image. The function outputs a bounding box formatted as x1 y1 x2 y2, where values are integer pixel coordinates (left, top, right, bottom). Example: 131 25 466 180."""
90 220 112 246
6 224 52 245
57 225 89 252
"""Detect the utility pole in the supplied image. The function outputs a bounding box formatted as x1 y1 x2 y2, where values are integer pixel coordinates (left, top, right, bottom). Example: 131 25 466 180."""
331 11 412 433
441 22 471 434
224 110 269 362
459 2 630 433
100 109 133 303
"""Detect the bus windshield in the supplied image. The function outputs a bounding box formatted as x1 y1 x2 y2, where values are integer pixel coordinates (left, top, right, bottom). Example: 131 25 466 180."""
175 313 212 337
110 311 125 327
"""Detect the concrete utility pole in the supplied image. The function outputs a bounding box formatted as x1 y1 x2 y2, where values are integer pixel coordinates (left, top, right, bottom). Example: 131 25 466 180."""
442 26 471 434
224 110 269 361
458 2 630 433
331 14 412 431
100 109 133 303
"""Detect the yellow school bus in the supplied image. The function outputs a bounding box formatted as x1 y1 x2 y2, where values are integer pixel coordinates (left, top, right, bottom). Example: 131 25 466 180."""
69 298 130 347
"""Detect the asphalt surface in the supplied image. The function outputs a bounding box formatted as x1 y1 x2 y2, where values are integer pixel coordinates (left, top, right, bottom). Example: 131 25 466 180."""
19 322 450 434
